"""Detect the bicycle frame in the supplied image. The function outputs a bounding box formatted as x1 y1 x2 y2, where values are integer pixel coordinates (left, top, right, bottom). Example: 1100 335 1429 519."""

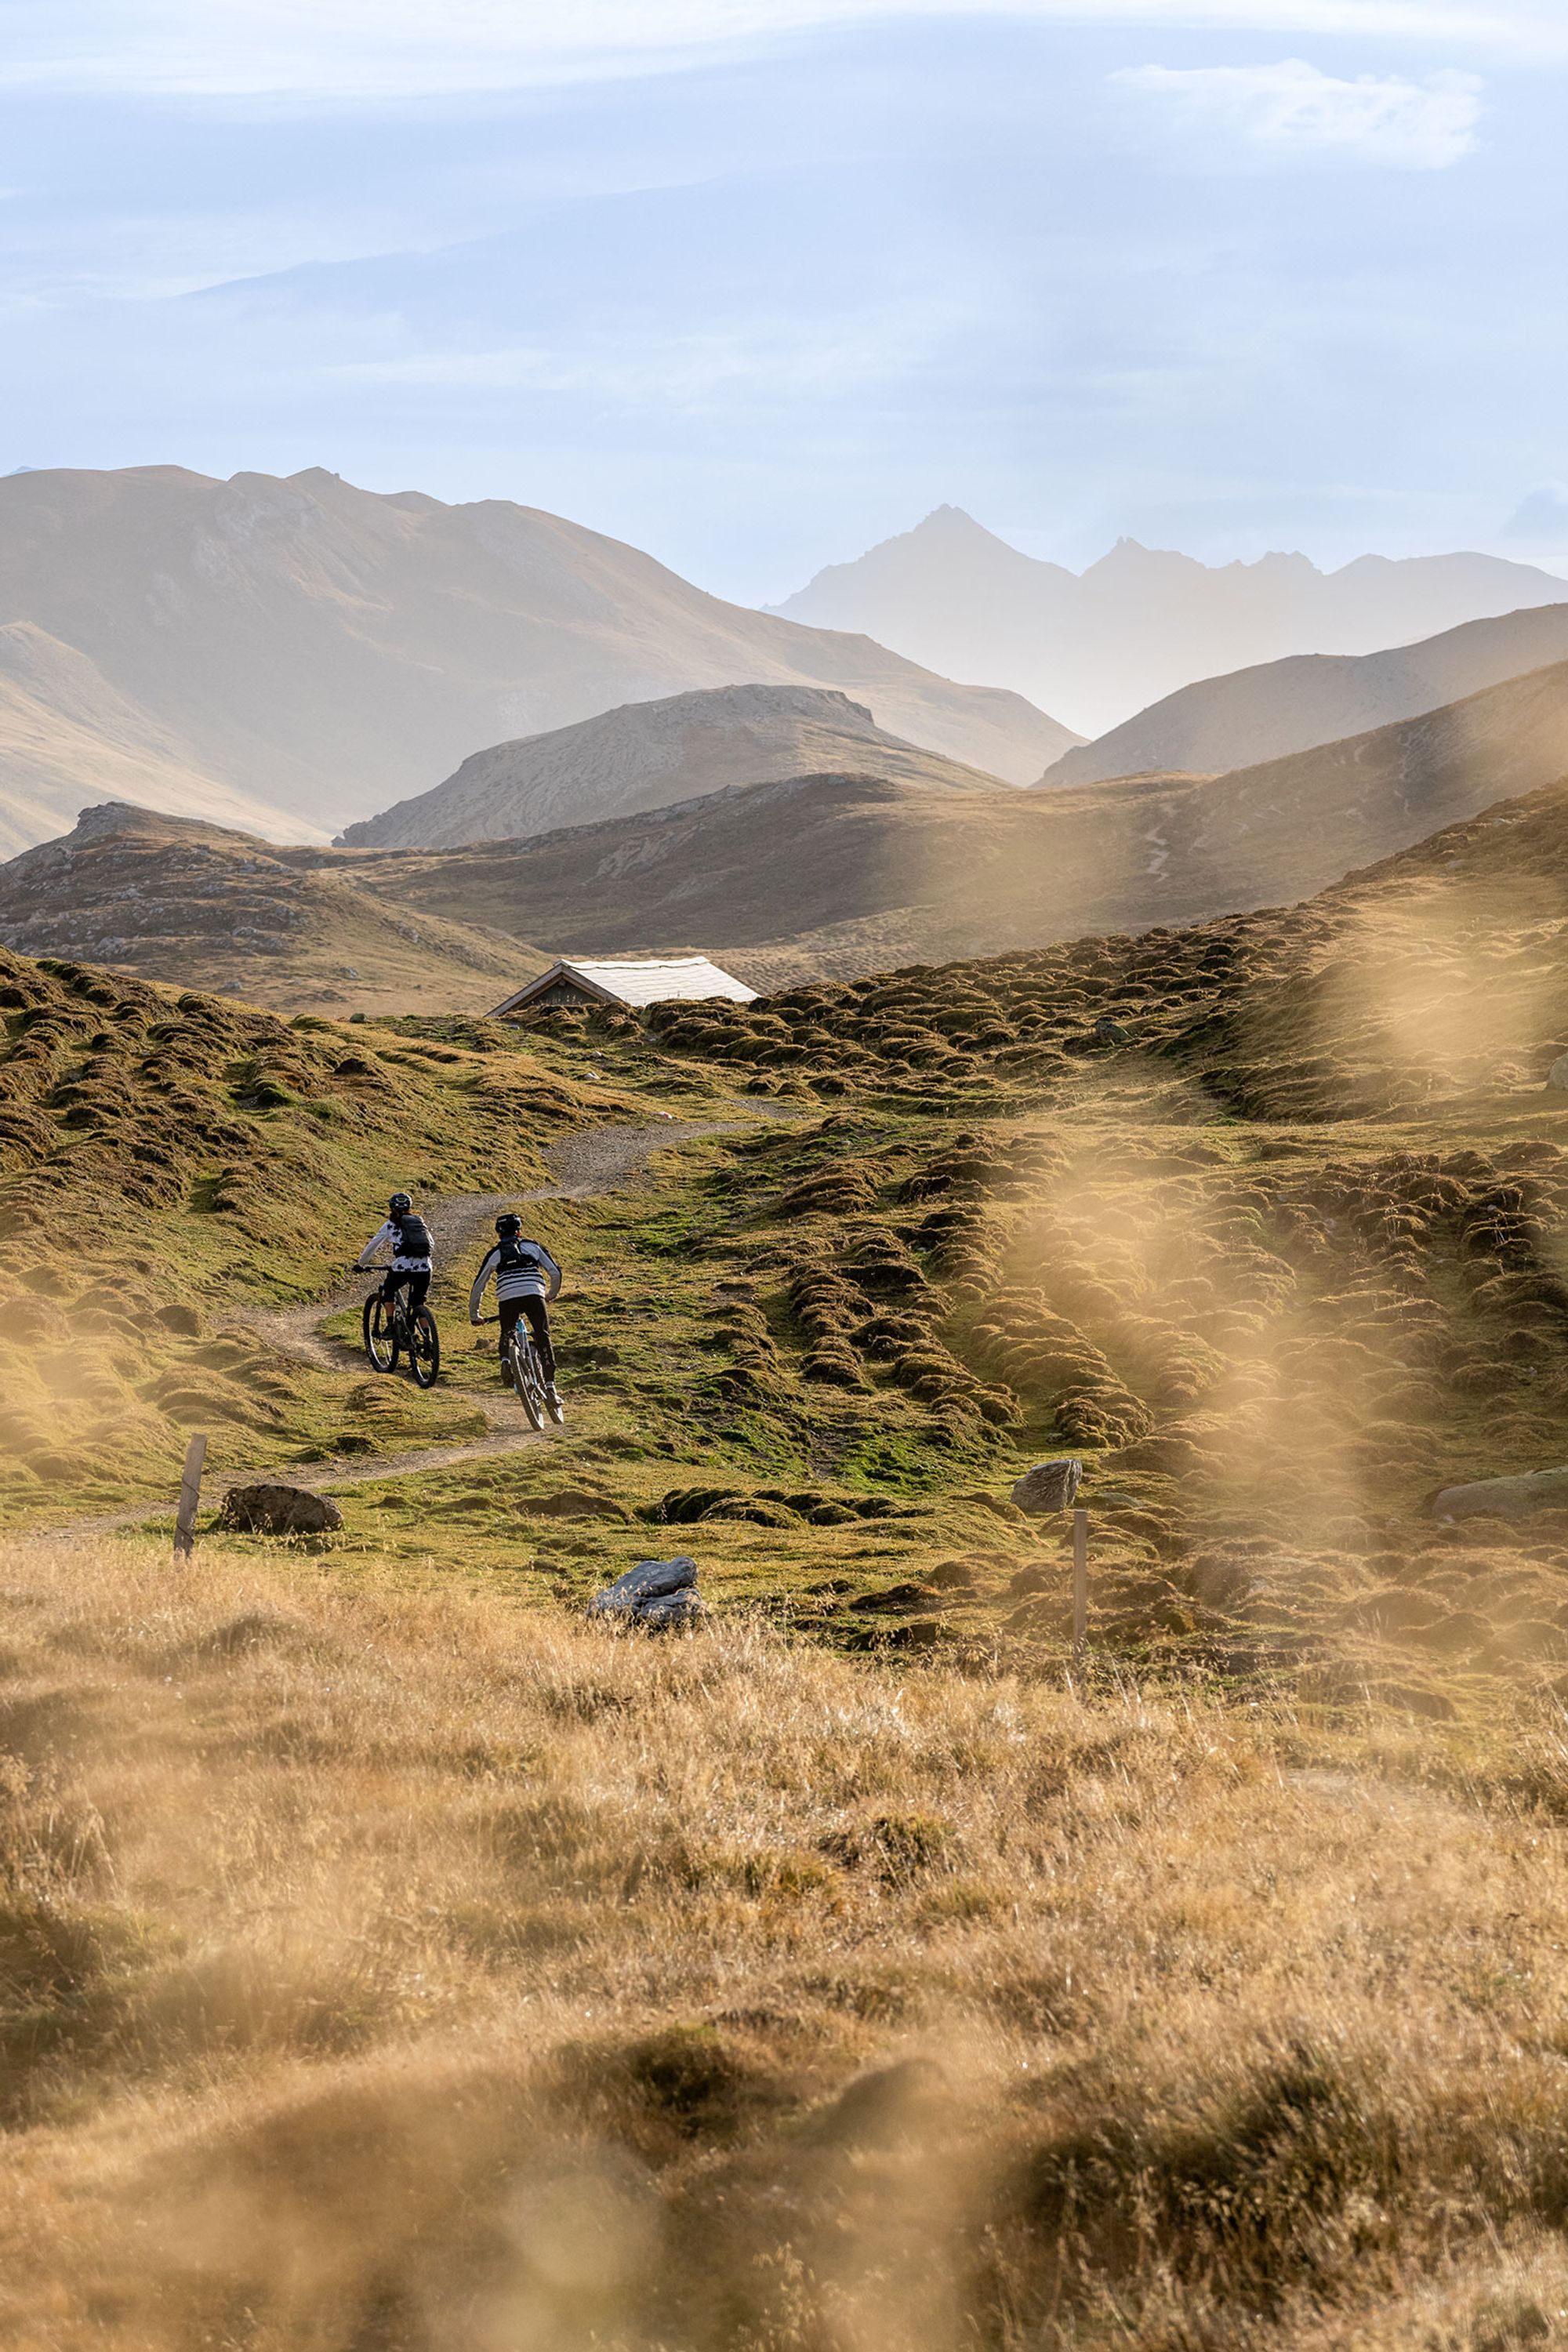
477 1312 557 1425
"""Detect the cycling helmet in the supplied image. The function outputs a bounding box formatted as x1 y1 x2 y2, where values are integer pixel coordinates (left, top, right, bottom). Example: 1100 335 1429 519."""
495 1213 522 1236
389 1191 413 1215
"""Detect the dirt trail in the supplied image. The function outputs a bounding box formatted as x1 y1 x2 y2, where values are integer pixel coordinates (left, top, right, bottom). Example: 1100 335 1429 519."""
36 1116 757 1539
247 1118 737 1378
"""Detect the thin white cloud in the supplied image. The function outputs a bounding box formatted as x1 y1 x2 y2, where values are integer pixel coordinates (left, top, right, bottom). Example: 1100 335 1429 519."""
0 2 1563 99
1114 56 1484 166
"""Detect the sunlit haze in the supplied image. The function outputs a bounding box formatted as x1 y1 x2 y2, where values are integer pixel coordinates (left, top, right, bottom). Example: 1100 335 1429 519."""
2 0 1566 597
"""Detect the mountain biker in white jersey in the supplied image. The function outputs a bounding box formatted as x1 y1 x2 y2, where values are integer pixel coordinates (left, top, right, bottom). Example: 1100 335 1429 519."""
470 1214 561 1406
356 1191 434 1318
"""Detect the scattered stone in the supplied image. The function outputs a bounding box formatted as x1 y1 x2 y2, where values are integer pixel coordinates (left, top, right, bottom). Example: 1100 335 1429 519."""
216 1483 343 1536
1547 1054 1568 1091
1094 1017 1131 1044
1434 1468 1568 1523
1011 1457 1083 1516
588 1555 703 1631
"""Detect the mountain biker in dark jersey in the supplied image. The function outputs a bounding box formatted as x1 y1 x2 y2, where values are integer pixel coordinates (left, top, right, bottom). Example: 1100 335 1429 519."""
356 1191 434 1317
470 1214 561 1406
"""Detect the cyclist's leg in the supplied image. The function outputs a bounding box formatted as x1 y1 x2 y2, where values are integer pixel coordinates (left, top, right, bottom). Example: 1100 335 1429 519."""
520 1296 556 1384
405 1271 430 1316
498 1298 522 1367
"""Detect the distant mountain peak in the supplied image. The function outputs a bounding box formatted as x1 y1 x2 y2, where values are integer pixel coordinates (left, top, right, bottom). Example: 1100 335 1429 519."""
775 510 1568 739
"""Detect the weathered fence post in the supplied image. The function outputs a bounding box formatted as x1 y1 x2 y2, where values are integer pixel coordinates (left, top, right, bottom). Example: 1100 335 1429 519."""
173 1432 207 1561
1009 1457 1087 1672
1073 1507 1088 1667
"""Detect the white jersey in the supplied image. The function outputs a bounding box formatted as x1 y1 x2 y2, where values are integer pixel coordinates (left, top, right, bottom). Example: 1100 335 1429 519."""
470 1239 561 1313
356 1218 434 1274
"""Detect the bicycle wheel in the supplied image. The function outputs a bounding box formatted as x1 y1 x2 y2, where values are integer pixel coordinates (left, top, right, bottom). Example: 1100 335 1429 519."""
409 1308 441 1389
510 1334 545 1430
363 1293 398 1371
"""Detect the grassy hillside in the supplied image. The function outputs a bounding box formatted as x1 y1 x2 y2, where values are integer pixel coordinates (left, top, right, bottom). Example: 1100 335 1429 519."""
7 768 1568 1659
6 1533 1568 2350
8 776 1568 2344
0 942 639 1517
13 659 1568 1001
0 802 542 1015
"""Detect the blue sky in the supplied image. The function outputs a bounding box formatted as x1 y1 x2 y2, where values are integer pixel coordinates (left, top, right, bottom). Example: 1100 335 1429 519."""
1 0 1565 601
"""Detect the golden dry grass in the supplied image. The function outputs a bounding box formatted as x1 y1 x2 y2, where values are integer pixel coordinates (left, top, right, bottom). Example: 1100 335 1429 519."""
4 1534 1568 2349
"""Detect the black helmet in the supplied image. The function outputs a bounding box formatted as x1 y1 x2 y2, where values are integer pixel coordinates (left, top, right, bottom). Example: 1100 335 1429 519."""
495 1213 521 1236
389 1191 413 1215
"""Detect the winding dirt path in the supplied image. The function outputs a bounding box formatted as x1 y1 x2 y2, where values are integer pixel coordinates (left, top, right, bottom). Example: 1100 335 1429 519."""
36 1116 758 1539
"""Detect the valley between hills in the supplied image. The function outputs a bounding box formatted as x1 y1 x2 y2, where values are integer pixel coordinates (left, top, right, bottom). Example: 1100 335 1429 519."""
6 749 1568 2346
12 469 1568 2350
9 647 1568 1012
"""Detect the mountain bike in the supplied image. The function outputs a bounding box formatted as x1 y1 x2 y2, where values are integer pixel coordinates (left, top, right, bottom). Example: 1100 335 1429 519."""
478 1315 564 1429
361 1279 441 1388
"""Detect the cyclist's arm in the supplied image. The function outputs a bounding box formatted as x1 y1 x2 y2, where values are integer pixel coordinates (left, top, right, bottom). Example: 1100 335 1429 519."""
539 1247 562 1304
468 1249 499 1323
355 1220 395 1269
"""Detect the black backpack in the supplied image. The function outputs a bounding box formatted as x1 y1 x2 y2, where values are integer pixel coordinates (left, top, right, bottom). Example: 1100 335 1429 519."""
392 1214 431 1258
496 1235 542 1276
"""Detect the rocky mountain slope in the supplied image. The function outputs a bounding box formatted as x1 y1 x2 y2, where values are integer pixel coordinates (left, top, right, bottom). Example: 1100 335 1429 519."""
339 682 1007 851
0 466 1076 853
774 504 1566 735
1042 598 1568 786
0 803 536 1014
9 654 1568 1001
364 655 1568 978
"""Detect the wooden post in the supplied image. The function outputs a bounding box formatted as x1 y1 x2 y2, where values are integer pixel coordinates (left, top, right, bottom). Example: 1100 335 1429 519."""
173 1432 207 1560
1072 1508 1088 1665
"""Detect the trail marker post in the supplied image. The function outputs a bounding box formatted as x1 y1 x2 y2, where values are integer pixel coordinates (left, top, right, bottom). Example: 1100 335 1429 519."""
1073 1508 1088 1667
173 1432 207 1561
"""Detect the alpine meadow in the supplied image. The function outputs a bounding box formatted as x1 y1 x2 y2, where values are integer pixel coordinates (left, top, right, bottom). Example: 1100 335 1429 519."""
4 5 1568 2349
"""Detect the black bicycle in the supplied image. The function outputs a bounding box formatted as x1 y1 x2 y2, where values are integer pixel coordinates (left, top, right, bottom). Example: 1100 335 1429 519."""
478 1315 563 1429
361 1280 441 1388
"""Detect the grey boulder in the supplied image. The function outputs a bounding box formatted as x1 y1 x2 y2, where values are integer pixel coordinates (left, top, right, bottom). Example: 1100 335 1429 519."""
637 1590 706 1630
216 1483 344 1536
1548 1054 1568 1091
588 1556 702 1629
1011 1458 1083 1516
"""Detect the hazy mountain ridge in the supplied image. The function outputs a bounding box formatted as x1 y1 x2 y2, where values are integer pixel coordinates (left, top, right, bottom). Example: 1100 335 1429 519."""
339 682 1007 850
774 505 1566 735
1043 600 1568 787
0 466 1076 854
18 653 1568 1001
0 622 325 858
